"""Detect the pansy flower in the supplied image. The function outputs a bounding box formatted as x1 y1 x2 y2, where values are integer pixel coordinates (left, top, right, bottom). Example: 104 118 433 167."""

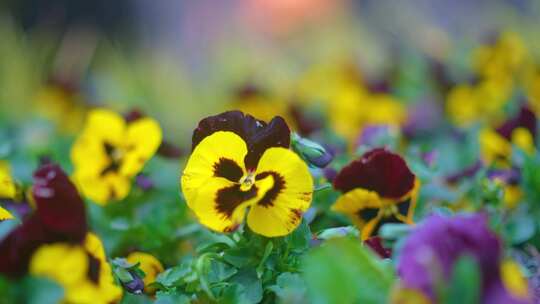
0 161 16 220
71 108 162 204
30 233 122 304
398 214 530 303
479 106 536 167
331 148 419 240
0 164 122 303
126 251 164 294
181 111 313 237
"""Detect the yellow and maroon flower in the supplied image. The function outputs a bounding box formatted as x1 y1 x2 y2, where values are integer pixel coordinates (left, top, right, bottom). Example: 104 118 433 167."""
30 233 122 304
126 251 164 293
479 106 536 167
0 164 88 276
0 164 122 302
182 111 313 237
331 148 419 240
71 108 162 204
0 161 16 220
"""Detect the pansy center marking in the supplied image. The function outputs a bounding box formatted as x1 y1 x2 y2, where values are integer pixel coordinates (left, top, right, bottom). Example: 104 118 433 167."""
239 171 256 191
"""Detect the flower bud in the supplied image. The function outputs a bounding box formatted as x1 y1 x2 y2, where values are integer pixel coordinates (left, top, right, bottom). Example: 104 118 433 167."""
291 133 333 168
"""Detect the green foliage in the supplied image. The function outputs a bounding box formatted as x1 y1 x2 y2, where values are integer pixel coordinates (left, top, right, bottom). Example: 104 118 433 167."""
302 237 396 304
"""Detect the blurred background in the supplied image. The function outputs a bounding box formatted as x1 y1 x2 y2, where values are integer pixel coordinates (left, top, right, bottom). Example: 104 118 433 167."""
1 0 540 146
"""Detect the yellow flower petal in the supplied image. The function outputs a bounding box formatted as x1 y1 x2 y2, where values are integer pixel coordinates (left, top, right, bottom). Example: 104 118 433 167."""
332 188 383 240
30 243 88 287
84 109 126 146
501 259 530 299
182 131 247 208
246 147 313 237
121 118 163 176
511 127 535 154
479 128 512 167
191 177 266 233
126 252 164 288
0 161 16 199
0 207 13 221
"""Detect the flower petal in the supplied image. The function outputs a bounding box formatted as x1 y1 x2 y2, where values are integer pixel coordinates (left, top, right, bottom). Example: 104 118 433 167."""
33 164 87 241
182 131 247 208
331 188 383 238
191 111 290 170
333 148 416 199
121 117 163 176
189 178 256 233
246 147 313 237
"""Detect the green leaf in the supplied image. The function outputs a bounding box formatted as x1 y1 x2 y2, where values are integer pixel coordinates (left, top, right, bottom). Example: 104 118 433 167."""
442 255 480 304
206 259 238 283
155 263 192 287
21 277 64 304
227 269 263 304
268 272 307 303
256 241 274 278
505 211 536 244
285 220 311 252
120 293 154 304
302 237 395 304
154 291 191 304
316 226 358 240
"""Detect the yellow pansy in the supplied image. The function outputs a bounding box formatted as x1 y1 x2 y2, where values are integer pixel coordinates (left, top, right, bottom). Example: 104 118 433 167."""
447 78 512 128
0 161 15 220
479 107 537 167
182 131 312 237
71 109 162 204
126 251 164 292
329 85 406 143
479 128 513 167
34 84 88 134
183 111 313 237
500 259 530 300
474 32 528 80
30 233 122 304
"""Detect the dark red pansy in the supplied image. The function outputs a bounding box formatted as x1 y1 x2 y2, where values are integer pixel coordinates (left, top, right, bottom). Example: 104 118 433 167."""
192 111 291 170
0 164 88 278
333 148 415 199
496 106 537 141
33 164 88 242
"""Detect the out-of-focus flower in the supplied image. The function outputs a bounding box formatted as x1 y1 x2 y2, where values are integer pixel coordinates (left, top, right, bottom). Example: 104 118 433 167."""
229 84 290 125
446 78 513 128
487 168 523 209
126 252 164 293
329 88 406 144
182 111 313 237
397 213 530 303
0 161 15 220
30 233 122 304
524 66 540 116
390 286 431 304
71 109 162 204
0 164 88 276
34 79 89 134
474 32 528 81
331 148 419 240
229 84 322 136
479 107 536 167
